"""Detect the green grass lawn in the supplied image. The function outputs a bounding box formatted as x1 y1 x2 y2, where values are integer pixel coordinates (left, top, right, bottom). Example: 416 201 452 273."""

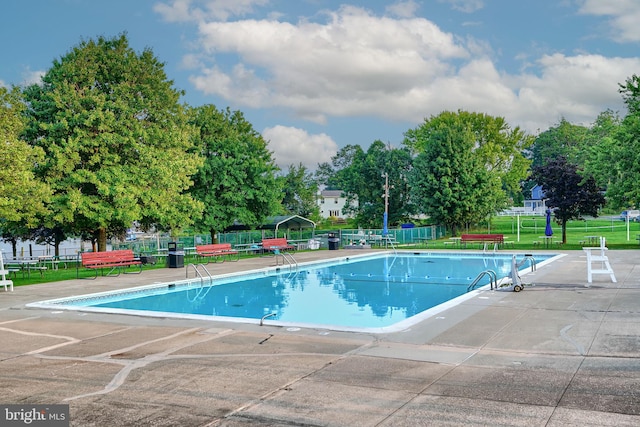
423 215 640 250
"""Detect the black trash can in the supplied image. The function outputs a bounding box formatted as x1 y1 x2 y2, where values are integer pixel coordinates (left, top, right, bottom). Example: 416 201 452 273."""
327 232 340 250
167 241 184 268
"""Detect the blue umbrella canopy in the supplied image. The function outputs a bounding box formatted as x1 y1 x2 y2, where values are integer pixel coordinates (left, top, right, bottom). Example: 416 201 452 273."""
545 209 553 236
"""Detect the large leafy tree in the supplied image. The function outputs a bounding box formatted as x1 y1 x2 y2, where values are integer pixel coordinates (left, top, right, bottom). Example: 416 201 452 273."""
0 87 50 256
602 75 640 209
22 34 203 251
405 111 530 235
582 110 623 193
280 163 320 219
406 110 532 206
530 156 605 243
530 118 589 168
407 115 492 236
189 105 281 241
0 86 49 225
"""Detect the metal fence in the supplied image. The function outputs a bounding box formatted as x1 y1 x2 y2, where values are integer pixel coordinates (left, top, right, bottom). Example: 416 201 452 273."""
110 225 447 253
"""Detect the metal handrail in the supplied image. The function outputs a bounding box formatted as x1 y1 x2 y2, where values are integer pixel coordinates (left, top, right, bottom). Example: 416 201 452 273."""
186 263 213 285
519 255 536 272
275 251 298 271
185 263 214 301
467 269 497 291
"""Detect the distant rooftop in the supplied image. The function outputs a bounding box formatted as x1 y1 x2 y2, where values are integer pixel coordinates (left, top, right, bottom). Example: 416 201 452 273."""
320 190 344 197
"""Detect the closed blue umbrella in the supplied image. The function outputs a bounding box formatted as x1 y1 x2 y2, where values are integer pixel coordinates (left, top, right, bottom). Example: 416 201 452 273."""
545 209 553 236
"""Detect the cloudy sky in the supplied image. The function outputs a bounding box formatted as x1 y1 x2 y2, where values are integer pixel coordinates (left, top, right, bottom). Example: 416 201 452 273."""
2 0 639 170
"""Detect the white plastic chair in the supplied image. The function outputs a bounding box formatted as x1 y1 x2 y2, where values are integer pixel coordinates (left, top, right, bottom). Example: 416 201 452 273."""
0 255 14 292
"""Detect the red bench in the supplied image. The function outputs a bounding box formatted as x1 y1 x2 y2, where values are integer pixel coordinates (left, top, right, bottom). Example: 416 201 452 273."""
461 234 504 250
78 249 142 279
195 243 239 262
261 238 295 252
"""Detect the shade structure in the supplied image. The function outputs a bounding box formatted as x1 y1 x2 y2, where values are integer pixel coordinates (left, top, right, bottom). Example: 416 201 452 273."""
225 215 316 235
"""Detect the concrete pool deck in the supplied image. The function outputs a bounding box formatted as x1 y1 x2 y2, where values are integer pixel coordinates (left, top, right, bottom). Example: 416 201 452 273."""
0 249 638 426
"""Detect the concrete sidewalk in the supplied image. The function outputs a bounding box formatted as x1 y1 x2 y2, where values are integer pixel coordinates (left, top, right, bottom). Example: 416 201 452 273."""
0 249 638 426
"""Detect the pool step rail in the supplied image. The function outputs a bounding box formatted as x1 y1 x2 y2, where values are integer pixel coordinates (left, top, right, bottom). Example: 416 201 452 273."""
467 269 497 291
518 254 537 272
185 263 214 301
187 263 213 285
274 250 298 271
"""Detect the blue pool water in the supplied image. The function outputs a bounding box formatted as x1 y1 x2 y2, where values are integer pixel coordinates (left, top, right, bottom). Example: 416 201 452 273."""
32 252 558 333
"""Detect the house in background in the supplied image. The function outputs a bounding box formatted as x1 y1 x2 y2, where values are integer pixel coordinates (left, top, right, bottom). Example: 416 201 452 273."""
316 190 357 219
523 185 547 214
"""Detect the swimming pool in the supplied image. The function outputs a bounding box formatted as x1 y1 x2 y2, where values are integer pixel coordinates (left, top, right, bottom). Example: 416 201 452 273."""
30 252 560 333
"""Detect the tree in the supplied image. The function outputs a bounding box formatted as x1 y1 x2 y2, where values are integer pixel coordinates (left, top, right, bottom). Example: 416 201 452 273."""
0 86 49 225
603 114 640 209
189 105 281 241
0 86 50 255
530 118 589 168
315 144 365 191
602 75 640 209
281 164 320 219
582 110 623 193
407 116 492 236
406 110 532 207
619 74 640 114
405 111 529 234
530 156 605 243
22 34 202 251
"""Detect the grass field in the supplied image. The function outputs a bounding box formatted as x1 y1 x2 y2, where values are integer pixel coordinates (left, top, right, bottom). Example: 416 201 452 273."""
437 215 640 250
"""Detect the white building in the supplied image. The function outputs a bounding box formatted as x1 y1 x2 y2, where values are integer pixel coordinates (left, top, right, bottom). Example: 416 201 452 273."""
316 190 357 219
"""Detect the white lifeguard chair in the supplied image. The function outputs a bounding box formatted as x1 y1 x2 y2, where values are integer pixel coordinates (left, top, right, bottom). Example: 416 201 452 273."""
583 237 616 283
1 255 14 292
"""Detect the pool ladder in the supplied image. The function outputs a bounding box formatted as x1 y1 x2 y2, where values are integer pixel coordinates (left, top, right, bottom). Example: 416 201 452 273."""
519 255 537 272
467 269 498 291
185 264 214 301
274 250 298 271
187 263 213 286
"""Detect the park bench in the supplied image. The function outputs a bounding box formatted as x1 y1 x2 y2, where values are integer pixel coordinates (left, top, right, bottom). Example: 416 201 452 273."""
78 249 142 279
461 234 505 251
195 243 239 262
261 238 295 253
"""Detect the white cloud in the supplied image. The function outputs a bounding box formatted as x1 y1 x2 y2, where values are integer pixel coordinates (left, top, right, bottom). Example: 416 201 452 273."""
21 69 44 86
262 125 338 171
385 0 420 18
437 0 484 13
191 6 468 123
154 0 269 22
578 0 640 42
177 2 638 141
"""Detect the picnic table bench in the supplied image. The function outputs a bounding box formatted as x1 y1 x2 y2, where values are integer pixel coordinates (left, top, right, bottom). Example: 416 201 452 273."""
460 234 504 250
78 249 142 279
261 238 295 253
195 243 239 262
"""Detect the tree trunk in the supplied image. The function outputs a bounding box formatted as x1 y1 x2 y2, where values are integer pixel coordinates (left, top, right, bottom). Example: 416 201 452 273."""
98 227 107 252
561 221 567 244
210 229 218 244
